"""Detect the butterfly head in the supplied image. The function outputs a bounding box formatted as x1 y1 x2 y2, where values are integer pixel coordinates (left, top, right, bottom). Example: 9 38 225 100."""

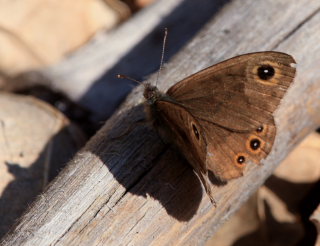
143 83 162 104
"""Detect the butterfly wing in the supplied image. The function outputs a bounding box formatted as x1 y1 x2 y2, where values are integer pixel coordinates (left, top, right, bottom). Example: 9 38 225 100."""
165 52 296 181
153 100 214 200
167 52 296 131
200 118 276 181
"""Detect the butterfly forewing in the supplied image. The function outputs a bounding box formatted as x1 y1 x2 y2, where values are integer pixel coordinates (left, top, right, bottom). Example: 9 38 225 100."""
167 52 296 131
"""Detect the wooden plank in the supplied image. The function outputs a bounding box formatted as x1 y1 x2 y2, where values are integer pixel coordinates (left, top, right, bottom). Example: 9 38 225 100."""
2 1 320 245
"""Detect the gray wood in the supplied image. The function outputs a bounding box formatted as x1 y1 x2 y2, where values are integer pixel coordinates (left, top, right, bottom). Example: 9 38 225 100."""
2 0 320 245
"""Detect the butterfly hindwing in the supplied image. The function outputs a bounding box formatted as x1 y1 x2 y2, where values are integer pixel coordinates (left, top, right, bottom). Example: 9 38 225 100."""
154 101 214 200
200 119 276 181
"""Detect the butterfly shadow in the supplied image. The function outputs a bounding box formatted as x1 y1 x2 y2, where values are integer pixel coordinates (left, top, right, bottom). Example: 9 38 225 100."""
208 171 227 186
80 0 233 221
89 104 212 221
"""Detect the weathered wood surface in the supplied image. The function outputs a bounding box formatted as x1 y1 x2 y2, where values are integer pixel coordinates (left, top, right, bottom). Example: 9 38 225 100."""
2 0 320 245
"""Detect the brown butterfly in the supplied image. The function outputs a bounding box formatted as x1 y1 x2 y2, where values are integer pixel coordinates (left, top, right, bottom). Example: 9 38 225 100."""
141 51 296 203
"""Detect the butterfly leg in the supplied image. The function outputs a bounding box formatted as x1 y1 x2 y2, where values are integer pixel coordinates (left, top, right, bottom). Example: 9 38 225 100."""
194 168 216 206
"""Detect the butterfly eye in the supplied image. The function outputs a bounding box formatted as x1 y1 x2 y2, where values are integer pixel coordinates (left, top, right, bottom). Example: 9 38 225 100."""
250 138 261 150
257 65 275 80
256 126 264 133
192 124 200 140
237 155 245 164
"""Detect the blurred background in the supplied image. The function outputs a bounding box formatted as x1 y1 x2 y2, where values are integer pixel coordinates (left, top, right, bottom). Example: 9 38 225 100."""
0 0 319 245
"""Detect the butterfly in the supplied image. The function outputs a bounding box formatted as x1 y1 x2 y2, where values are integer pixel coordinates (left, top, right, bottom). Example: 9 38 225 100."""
141 51 296 203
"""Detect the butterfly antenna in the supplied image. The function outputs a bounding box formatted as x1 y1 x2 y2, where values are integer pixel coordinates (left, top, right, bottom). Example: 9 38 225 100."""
117 74 143 85
155 28 168 87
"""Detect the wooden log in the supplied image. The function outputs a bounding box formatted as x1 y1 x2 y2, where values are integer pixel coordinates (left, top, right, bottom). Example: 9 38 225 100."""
2 0 320 245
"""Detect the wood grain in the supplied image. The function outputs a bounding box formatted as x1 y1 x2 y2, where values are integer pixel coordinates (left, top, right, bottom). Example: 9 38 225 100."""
2 0 320 245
